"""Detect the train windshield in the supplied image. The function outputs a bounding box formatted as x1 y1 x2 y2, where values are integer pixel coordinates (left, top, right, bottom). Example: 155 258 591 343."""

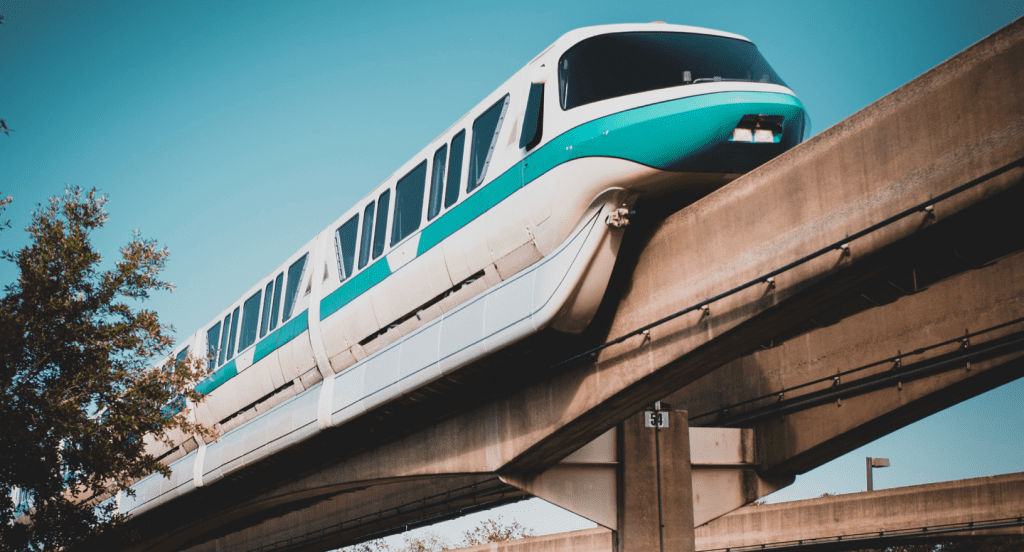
558 32 787 110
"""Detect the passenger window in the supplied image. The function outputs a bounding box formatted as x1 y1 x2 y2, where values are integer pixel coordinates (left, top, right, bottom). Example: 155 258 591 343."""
335 215 359 281
238 290 261 351
175 347 189 363
468 95 510 192
217 313 231 366
359 202 375 269
282 254 308 322
520 83 544 150
445 131 465 208
428 145 447 220
372 189 390 259
392 162 426 246
207 322 221 370
260 279 274 338
226 306 240 360
270 272 283 332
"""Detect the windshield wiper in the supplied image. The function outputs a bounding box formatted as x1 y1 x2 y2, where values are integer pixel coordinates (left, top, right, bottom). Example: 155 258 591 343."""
690 77 754 84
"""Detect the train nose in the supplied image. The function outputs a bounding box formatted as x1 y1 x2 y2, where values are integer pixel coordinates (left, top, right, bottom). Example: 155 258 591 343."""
659 99 807 175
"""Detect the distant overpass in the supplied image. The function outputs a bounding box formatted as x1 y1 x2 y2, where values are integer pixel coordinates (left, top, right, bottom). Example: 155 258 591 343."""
424 472 1024 552
694 472 1024 551
125 16 1024 552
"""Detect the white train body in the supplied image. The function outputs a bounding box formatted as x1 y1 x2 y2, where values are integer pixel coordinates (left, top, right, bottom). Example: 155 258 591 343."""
116 23 808 516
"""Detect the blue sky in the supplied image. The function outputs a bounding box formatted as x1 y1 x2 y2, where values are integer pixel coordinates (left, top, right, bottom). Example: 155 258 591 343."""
2 0 1023 538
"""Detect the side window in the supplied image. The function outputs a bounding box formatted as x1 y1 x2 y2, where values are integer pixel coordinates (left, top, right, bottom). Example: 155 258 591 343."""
175 347 189 363
206 322 221 370
372 189 390 259
520 83 544 150
238 290 262 351
282 254 309 322
217 313 231 366
427 145 447 220
260 279 274 338
335 215 359 281
226 306 240 360
468 95 510 193
270 273 283 332
392 162 426 246
358 202 375 269
445 131 466 208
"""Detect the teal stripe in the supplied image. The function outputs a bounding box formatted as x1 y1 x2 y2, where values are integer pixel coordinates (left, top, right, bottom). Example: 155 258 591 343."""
196 359 237 396
418 165 523 255
319 259 392 320
253 330 278 363
253 310 311 363
277 312 309 345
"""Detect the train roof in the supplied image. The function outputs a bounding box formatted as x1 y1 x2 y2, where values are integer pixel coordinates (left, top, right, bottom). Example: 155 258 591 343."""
548 22 751 55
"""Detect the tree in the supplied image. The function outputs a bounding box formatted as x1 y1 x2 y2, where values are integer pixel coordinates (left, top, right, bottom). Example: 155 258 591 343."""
0 187 209 551
343 516 534 552
458 516 532 546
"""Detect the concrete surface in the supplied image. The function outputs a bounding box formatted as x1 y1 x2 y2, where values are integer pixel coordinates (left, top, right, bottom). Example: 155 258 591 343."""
694 472 1024 551
671 245 1024 476
431 472 1024 552
616 411 695 552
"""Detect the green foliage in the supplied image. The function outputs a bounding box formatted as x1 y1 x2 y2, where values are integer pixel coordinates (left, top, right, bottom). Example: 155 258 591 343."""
0 187 209 551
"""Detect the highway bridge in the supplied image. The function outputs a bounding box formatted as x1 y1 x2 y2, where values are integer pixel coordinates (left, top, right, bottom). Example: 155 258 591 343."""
384 471 1024 552
123 16 1024 552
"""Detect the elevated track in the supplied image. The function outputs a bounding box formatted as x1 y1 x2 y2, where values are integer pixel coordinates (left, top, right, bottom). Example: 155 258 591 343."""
128 16 1024 552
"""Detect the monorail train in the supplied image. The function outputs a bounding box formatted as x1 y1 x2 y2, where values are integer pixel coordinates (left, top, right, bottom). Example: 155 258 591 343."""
108 22 808 515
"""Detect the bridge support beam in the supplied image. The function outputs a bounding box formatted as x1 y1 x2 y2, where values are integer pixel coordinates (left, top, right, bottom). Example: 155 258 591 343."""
503 410 698 551
504 411 786 551
689 428 792 526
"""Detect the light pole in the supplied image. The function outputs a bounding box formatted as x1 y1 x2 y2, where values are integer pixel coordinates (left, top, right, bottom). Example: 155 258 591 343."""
866 457 890 491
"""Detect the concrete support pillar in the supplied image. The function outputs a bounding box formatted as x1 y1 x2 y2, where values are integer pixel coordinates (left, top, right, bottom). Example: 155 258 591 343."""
616 409 695 552
501 415 777 550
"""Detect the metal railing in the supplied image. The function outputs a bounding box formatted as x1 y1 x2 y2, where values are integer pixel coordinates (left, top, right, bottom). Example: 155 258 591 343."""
699 515 1024 551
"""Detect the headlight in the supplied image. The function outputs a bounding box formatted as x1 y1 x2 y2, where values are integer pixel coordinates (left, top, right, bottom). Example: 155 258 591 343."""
732 128 753 142
731 114 785 143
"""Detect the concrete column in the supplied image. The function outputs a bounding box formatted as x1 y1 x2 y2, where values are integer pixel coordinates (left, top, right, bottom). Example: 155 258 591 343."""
616 409 695 552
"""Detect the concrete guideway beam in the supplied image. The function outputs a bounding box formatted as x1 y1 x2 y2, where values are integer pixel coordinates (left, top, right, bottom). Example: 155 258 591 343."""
673 246 1024 476
693 472 1024 551
198 180 1024 551
126 18 1024 552
179 476 526 552
217 188 1024 552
